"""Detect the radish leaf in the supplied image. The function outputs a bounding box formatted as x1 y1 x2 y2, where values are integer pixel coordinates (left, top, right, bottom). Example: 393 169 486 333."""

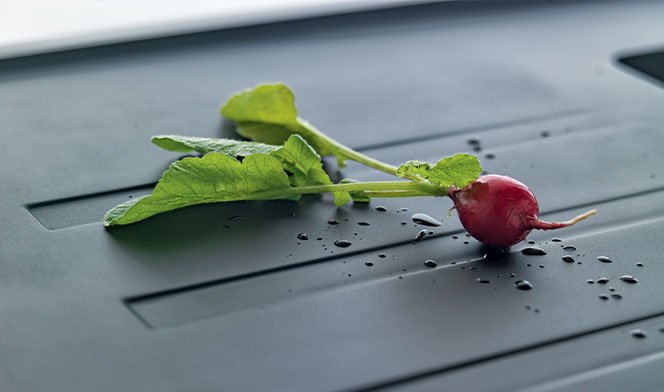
103 153 295 226
151 134 352 205
397 154 482 188
152 135 279 156
220 83 346 165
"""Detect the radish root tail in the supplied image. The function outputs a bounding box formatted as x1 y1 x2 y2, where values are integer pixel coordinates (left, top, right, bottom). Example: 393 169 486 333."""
529 209 597 230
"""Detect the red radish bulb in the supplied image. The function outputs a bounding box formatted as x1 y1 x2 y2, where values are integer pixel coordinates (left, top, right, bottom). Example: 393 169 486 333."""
449 175 596 248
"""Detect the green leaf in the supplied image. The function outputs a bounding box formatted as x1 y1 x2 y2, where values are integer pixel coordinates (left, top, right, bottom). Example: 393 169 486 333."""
152 133 351 206
339 178 371 203
103 153 295 226
273 135 351 206
220 83 345 166
220 83 299 126
397 154 482 188
234 122 297 147
152 135 280 156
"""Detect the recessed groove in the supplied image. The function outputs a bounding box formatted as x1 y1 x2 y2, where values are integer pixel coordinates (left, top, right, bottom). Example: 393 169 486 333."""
26 183 155 230
353 108 592 152
24 110 599 231
125 233 444 305
127 183 664 307
543 183 664 219
618 48 664 89
525 350 664 392
25 182 156 209
344 113 623 184
124 182 664 329
351 309 664 392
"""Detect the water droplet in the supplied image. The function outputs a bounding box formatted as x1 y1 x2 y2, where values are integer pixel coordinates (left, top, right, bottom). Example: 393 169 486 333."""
514 280 533 290
297 233 309 241
659 327 664 333
597 256 612 263
375 206 387 212
611 293 623 300
596 277 609 284
636 262 644 267
465 233 471 237
586 279 595 284
452 235 458 239
317 237 322 241
563 245 577 251
229 215 245 221
485 153 495 160
527 240 536 245
562 255 575 263
463 241 469 245
414 229 428 242
411 213 442 227
541 130 550 138
327 219 340 225
365 262 373 267
357 221 370 226
473 145 482 152
620 275 638 284
424 260 438 268
334 240 352 248
631 329 647 339
476 278 491 284
521 247 547 256
599 294 609 300
609 287 616 292
467 138 481 146
510 273 517 277
400 221 407 226
551 237 562 242
469 266 478 271
400 208 409 212
378 254 386 258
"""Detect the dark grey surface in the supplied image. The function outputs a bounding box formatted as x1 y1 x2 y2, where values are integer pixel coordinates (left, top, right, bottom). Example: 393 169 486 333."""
2 1 664 391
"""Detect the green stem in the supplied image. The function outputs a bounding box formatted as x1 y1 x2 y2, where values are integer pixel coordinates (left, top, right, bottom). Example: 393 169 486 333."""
292 181 444 195
299 119 402 177
362 190 435 198
245 181 445 201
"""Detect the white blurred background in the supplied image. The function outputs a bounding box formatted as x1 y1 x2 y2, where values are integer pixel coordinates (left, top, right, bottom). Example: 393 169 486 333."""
0 0 433 59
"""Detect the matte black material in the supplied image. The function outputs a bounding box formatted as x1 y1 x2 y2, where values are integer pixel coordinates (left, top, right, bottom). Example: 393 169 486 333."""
2 2 664 391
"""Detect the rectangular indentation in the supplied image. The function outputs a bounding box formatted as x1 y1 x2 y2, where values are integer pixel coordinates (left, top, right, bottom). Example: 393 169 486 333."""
27 184 153 230
128 181 664 330
24 112 595 232
620 49 664 85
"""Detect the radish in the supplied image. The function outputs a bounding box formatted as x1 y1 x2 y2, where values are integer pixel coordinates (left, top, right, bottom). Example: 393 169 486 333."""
107 83 597 250
449 175 596 248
